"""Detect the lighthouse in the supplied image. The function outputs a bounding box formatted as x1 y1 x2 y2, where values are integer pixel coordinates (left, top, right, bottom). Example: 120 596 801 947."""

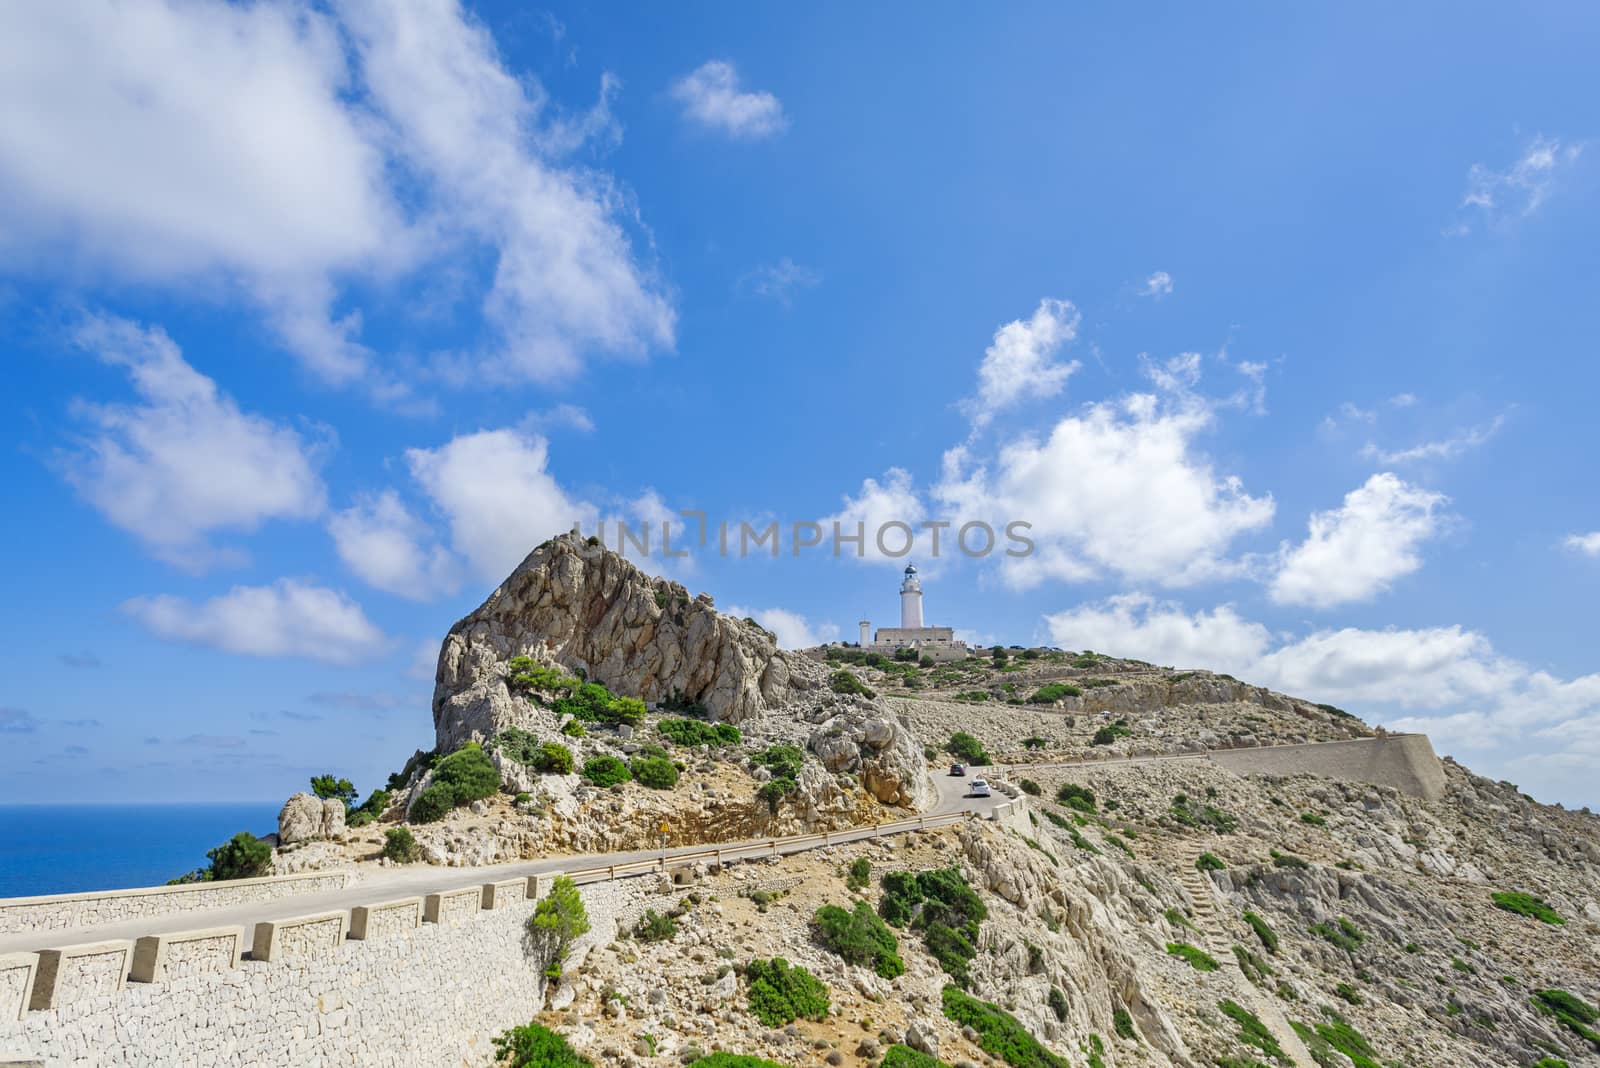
900 564 924 628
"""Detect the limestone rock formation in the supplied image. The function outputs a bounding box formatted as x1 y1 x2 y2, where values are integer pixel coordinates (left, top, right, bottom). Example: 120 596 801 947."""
432 533 823 749
277 792 346 845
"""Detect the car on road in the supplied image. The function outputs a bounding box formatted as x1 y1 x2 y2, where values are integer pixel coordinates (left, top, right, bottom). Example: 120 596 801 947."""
968 778 991 798
949 763 966 776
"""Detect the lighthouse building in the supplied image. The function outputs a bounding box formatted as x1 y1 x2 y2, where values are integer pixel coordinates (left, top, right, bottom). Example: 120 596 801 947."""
857 565 970 662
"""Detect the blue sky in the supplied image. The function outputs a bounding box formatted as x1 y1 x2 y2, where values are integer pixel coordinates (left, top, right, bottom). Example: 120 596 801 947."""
2 1 1598 806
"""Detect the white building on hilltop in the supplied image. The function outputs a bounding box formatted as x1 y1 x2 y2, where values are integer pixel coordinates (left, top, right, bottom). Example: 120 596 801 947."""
857 565 970 662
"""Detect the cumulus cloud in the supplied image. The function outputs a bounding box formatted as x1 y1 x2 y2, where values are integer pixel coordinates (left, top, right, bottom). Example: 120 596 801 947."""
1269 473 1447 608
1565 531 1600 557
328 490 461 600
941 382 1274 588
405 428 596 583
724 605 839 650
1043 593 1270 674
1139 271 1173 298
670 60 786 139
818 468 929 565
1453 135 1583 234
962 298 1081 429
123 580 387 665
59 315 327 570
1359 415 1504 465
0 0 673 393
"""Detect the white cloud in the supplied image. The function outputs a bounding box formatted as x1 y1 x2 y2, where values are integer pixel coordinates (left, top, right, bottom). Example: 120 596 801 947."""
123 580 387 665
1564 531 1600 557
962 298 1081 429
941 386 1274 588
328 490 461 600
724 605 839 650
0 0 673 393
746 258 821 306
1139 271 1173 298
1389 393 1418 408
1454 135 1583 234
59 315 327 570
406 428 596 583
1044 593 1271 672
1269 473 1447 608
1359 415 1504 465
670 60 786 139
819 468 929 565
521 403 596 435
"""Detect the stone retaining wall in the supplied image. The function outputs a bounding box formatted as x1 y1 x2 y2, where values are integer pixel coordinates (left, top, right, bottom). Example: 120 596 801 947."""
1209 733 1446 800
0 871 354 936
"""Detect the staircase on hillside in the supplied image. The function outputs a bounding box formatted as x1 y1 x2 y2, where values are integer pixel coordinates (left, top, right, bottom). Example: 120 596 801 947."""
1179 851 1316 1067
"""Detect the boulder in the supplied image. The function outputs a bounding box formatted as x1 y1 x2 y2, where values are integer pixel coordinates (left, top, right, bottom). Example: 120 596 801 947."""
278 792 345 845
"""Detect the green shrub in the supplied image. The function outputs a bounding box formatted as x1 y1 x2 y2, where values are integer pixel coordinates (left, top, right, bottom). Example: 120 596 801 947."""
813 901 905 978
487 727 545 766
1233 945 1273 986
1334 982 1363 1005
1197 852 1226 872
688 1057 786 1068
634 908 679 942
745 958 829 1027
1028 683 1081 703
881 1045 948 1068
1310 917 1364 953
528 876 590 977
829 670 875 698
1021 735 1048 749
940 986 1069 1068
1169 794 1238 833
1112 1007 1136 1040
1091 727 1117 746
754 745 803 811
432 742 500 803
560 719 586 737
206 832 271 881
493 1021 591 1068
1056 783 1097 813
658 718 741 747
536 742 574 775
845 857 871 891
946 732 990 765
310 774 357 809
1491 891 1565 925
925 922 978 985
1018 778 1041 796
409 781 456 823
632 755 679 790
879 868 986 985
1270 849 1308 869
1166 942 1220 972
346 787 390 827
506 657 581 699
1244 911 1279 954
1294 1009 1381 1068
1219 999 1288 1064
1532 989 1600 1047
1047 986 1068 1022
582 756 632 788
381 826 420 863
1299 812 1327 827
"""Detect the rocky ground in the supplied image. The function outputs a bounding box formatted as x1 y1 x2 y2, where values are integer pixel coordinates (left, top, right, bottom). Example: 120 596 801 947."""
265 536 1600 1066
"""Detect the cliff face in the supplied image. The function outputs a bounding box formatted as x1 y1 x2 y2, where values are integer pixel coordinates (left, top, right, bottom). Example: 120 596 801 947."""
432 534 822 749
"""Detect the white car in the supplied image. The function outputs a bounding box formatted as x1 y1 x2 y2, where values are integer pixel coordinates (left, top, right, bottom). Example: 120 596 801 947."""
968 778 991 798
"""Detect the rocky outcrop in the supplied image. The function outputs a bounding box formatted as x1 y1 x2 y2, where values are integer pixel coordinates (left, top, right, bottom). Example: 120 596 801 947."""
432 534 824 749
277 793 346 845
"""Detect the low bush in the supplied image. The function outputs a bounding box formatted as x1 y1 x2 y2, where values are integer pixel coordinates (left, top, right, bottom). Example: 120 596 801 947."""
493 1021 591 1068
689 1057 786 1068
505 657 581 699
632 755 680 790
434 742 500 803
1090 724 1132 746
560 719 586 738
582 756 632 788
1021 736 1048 749
1243 911 1279 954
940 986 1069 1068
1169 794 1238 833
1299 812 1327 827
1166 942 1220 972
813 901 904 978
879 868 986 985
1491 891 1565 925
754 745 803 812
206 832 271 881
1056 783 1097 813
1027 683 1081 704
1197 852 1226 872
1219 999 1287 1064
1233 945 1273 986
1334 982 1363 1005
845 857 871 891
1112 1007 1136 1041
829 670 875 698
381 826 420 863
1270 849 1309 870
658 718 741 747
346 787 390 827
1293 1009 1381 1068
1532 989 1600 1047
881 1045 948 1068
745 958 829 1027
1310 917 1364 953
409 781 456 824
536 742 574 775
310 774 358 809
1018 778 1041 796
634 908 679 942
1047 986 1068 1022
946 732 990 765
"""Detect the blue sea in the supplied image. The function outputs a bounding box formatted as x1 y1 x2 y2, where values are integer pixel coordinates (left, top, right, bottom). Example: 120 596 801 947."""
0 803 282 899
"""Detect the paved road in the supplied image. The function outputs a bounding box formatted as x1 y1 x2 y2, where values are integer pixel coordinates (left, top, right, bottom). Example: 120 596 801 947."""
0 772 1003 956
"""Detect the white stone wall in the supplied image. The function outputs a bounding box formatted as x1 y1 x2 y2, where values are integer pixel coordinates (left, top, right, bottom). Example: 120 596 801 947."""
0 872 353 936
0 880 644 1068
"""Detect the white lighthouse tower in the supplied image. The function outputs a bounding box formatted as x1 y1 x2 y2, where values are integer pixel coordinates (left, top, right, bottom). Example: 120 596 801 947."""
899 564 924 628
